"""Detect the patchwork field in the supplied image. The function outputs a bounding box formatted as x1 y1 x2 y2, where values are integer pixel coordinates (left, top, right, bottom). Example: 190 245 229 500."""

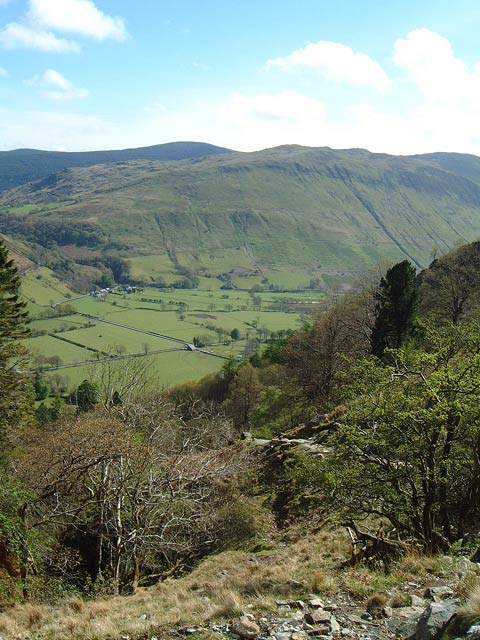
23 271 324 391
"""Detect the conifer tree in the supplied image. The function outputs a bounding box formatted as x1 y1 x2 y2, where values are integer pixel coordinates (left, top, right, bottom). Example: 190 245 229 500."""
370 260 418 358
0 239 31 456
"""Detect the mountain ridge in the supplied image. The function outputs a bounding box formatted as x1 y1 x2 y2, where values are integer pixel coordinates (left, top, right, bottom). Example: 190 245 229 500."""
2 144 480 291
0 141 234 193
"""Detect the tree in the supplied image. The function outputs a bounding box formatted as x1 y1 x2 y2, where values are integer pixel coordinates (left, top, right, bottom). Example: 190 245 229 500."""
283 296 371 403
225 364 263 430
33 378 49 401
230 328 240 341
325 323 480 551
419 242 480 324
370 260 418 358
0 239 32 457
75 380 99 412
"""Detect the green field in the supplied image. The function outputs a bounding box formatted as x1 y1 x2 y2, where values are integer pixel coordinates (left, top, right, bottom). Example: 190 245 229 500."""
25 282 323 391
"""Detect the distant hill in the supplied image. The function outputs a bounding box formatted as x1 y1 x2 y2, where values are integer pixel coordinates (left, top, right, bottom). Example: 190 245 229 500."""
3 144 480 291
0 141 233 192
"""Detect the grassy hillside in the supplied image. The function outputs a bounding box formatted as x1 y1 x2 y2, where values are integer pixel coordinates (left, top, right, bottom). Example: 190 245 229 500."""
411 151 480 186
3 145 480 291
0 141 233 192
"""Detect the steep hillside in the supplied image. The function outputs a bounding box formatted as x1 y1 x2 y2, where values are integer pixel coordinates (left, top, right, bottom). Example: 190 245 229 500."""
410 151 480 187
0 141 233 192
2 145 480 290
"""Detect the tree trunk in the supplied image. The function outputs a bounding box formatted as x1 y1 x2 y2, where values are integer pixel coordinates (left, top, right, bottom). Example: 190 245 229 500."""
112 456 124 596
19 505 29 600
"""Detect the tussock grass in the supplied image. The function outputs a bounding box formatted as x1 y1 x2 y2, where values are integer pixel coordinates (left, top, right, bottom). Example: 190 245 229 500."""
0 529 469 640
445 580 480 638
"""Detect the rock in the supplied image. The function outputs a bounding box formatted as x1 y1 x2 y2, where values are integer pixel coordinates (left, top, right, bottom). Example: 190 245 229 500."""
410 595 425 608
393 606 425 620
231 616 261 640
306 625 331 636
288 600 306 610
304 610 332 625
415 600 460 640
383 606 394 618
392 617 417 640
467 626 480 639
274 633 291 640
330 615 340 633
308 598 325 609
291 632 308 640
424 586 454 601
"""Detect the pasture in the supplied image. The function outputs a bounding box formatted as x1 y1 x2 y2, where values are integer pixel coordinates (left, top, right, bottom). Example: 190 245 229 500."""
23 275 324 391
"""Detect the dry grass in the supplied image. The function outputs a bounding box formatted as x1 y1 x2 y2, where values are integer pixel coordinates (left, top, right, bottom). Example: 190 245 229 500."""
444 579 480 638
366 593 387 618
309 569 337 595
0 529 470 640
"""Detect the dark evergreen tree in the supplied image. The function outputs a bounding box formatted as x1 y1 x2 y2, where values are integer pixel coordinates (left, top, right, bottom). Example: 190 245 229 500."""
370 260 418 358
0 239 32 456
76 379 99 412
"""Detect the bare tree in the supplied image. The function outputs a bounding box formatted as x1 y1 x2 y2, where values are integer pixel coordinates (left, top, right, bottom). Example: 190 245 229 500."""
420 242 480 324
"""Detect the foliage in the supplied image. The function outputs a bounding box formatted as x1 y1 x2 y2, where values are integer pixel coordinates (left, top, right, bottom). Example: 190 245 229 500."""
420 241 480 324
283 295 371 403
0 238 33 457
225 364 264 430
75 380 99 412
35 396 64 426
370 260 418 358
325 322 480 550
33 378 49 401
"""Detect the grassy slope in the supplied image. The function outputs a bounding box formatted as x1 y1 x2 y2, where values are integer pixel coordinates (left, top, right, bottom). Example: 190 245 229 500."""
0 527 469 640
3 145 480 291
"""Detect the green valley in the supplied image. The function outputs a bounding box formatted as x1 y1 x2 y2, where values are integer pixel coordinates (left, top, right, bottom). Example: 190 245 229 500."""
23 268 320 390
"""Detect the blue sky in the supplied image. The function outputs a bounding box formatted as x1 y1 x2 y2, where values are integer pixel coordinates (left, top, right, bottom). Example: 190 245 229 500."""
1 0 480 153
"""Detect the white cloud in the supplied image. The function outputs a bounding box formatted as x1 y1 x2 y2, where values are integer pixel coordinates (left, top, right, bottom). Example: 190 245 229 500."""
0 66 6 76
267 40 389 92
393 29 480 105
3 29 480 156
0 22 80 52
0 0 127 52
26 69 89 101
28 0 127 41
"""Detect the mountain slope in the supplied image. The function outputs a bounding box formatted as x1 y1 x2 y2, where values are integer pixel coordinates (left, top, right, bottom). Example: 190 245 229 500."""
2 145 480 291
0 141 233 192
410 152 480 187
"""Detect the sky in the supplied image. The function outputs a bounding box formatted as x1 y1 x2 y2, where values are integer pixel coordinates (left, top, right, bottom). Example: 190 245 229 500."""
1 0 480 154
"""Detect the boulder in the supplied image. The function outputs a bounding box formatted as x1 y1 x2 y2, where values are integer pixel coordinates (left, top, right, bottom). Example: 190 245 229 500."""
231 616 261 640
308 598 325 609
415 600 460 640
304 610 332 625
411 595 426 608
424 586 454 601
